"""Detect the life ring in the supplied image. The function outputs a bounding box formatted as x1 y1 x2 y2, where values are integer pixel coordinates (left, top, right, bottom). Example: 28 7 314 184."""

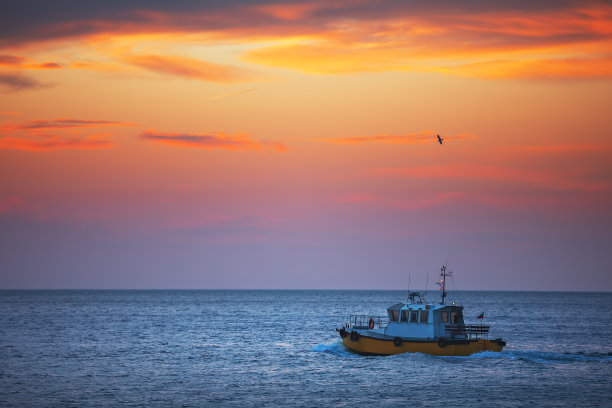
368 318 375 330
393 337 402 347
438 338 447 348
350 331 359 342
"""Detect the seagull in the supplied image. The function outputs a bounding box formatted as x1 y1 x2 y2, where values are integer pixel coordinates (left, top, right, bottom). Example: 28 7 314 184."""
437 134 443 145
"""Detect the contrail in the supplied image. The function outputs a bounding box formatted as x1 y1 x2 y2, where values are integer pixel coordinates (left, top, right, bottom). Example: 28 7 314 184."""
205 88 258 102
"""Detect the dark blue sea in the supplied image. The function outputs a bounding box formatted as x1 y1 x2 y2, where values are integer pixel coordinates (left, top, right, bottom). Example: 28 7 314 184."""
1 290 610 407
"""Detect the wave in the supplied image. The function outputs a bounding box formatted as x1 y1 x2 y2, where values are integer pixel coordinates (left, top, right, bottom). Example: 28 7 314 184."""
443 350 612 364
311 344 611 364
310 341 356 357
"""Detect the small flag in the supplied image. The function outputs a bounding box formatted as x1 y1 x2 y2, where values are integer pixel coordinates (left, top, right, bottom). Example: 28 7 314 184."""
477 312 484 319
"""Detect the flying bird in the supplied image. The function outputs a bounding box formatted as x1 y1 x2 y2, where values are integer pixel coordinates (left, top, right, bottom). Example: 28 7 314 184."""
437 134 443 145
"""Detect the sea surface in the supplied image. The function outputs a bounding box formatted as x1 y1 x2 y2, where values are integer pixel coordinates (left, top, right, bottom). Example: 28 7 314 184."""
1 290 610 407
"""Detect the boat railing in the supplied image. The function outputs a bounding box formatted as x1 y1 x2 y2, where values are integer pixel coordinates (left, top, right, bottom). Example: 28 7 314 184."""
445 324 490 340
348 314 388 330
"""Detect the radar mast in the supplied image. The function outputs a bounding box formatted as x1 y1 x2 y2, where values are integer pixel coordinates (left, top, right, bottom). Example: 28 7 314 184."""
438 263 452 304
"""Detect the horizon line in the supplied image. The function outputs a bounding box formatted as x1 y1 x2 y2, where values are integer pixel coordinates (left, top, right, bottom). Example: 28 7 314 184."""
0 288 610 293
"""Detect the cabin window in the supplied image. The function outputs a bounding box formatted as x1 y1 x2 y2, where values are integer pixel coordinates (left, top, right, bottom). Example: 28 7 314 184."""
451 312 458 324
441 311 448 323
388 310 399 322
400 310 409 322
410 310 418 323
420 310 429 323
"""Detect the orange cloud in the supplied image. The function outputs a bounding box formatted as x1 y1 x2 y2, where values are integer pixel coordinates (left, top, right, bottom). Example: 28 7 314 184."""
1 2 609 80
245 41 400 74
5 118 137 130
0 55 25 66
254 1 335 20
319 132 476 145
0 134 112 151
140 130 287 152
0 117 134 151
246 36 612 78
243 4 612 78
123 54 259 82
32 62 62 69
0 54 63 69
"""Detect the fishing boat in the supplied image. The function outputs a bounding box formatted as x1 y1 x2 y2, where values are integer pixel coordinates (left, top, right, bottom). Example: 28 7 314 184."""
336 264 506 356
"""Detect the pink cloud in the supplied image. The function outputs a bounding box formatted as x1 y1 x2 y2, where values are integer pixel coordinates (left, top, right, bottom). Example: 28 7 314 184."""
140 130 287 152
123 54 260 83
0 134 112 151
0 55 25 66
34 62 63 69
6 118 136 130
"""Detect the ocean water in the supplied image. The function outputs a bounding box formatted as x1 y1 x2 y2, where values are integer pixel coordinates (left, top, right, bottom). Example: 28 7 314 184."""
0 290 610 407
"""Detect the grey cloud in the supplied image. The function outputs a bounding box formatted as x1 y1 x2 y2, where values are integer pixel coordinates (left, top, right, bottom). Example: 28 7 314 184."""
0 73 46 92
0 0 606 46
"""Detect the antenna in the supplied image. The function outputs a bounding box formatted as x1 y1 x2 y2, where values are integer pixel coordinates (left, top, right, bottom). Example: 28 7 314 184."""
437 261 452 304
407 272 411 303
424 270 429 296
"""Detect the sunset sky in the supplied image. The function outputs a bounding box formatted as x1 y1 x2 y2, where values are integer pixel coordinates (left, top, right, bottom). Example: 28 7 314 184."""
1 0 611 290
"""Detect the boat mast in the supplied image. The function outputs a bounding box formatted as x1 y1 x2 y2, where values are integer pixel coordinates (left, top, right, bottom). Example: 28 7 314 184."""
438 263 452 304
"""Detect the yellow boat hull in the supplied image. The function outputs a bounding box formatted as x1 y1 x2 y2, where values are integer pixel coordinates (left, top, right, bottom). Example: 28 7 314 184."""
341 333 505 356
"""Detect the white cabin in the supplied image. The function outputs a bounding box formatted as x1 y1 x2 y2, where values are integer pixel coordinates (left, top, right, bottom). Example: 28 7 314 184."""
382 295 467 340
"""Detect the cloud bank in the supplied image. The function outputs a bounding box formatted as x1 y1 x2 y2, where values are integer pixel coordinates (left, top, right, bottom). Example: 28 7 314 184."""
0 1 610 79
140 131 287 152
